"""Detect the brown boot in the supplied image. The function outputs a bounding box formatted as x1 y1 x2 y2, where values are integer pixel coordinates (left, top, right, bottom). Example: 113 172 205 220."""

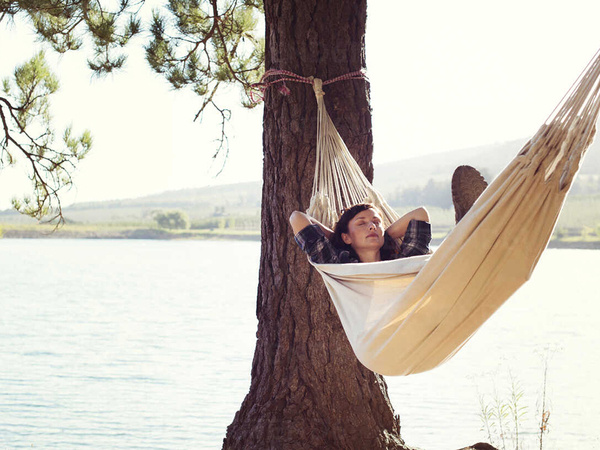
452 165 488 224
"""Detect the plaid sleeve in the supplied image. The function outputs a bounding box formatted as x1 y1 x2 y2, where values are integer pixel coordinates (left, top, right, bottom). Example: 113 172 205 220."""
399 219 431 257
294 224 344 264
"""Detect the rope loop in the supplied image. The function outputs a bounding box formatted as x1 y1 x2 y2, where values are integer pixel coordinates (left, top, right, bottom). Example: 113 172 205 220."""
312 78 325 98
250 69 367 103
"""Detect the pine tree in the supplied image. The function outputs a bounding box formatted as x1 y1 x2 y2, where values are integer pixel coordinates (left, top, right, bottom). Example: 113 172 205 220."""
1 0 141 221
1 51 91 222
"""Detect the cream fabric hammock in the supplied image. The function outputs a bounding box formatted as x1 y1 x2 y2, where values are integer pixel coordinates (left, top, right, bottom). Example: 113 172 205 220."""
305 50 600 376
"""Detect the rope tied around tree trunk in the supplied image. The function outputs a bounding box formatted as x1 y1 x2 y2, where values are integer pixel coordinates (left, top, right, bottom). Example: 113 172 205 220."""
250 69 368 103
250 68 389 229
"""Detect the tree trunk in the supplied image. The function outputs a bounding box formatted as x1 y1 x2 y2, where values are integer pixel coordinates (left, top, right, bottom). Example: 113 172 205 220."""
223 1 411 448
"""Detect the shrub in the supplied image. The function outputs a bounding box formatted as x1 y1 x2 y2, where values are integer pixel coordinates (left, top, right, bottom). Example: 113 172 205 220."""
153 210 190 230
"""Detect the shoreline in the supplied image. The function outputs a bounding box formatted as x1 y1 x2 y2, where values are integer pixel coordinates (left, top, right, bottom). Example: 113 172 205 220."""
0 226 262 241
2 226 599 249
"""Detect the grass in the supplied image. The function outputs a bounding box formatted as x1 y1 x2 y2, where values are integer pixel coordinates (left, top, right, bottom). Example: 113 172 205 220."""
0 222 260 240
477 353 554 450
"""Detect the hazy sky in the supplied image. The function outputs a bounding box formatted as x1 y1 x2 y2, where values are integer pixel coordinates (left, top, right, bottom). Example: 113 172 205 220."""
1 0 600 209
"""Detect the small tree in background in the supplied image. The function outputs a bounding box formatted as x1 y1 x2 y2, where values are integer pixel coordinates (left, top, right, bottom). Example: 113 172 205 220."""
153 210 190 230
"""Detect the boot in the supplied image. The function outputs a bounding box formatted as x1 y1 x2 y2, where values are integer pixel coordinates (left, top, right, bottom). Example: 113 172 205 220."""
452 165 488 224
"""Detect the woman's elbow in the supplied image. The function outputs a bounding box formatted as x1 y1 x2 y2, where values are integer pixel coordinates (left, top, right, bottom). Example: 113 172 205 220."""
289 210 304 225
289 211 310 234
416 206 430 222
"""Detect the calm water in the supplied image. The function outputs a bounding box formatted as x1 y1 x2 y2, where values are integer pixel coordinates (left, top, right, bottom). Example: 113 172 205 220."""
0 240 598 449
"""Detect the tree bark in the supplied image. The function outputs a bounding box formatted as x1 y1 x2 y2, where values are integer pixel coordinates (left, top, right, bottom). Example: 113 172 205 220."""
223 1 410 449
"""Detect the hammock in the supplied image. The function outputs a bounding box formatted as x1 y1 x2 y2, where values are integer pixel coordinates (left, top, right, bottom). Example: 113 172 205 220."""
304 50 600 376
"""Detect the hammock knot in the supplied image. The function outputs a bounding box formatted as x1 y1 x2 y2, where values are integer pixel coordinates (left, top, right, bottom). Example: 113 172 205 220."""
312 78 325 98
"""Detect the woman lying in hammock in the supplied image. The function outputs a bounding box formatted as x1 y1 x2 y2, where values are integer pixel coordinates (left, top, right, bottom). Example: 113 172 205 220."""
289 205 431 264
289 165 488 264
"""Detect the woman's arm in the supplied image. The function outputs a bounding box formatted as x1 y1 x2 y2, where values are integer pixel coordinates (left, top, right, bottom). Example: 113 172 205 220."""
386 207 430 239
289 211 334 239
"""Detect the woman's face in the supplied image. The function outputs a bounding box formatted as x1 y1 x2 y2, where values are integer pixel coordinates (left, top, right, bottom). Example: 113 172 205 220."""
341 208 385 252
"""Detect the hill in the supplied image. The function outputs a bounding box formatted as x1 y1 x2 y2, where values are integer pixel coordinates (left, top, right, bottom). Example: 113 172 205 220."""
0 181 262 224
375 137 600 192
1 137 599 225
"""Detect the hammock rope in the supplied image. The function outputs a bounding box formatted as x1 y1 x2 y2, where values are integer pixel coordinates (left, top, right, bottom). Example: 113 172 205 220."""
308 77 399 228
258 50 600 376
250 69 368 103
252 69 396 226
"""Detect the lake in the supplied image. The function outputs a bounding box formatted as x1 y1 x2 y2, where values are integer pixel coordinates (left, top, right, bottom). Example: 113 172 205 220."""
0 239 599 449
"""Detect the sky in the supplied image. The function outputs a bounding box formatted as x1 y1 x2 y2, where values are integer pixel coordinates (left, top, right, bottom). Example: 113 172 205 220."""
1 0 600 209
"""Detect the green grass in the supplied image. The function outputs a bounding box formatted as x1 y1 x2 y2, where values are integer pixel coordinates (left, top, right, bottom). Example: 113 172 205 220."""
0 222 261 240
555 234 600 243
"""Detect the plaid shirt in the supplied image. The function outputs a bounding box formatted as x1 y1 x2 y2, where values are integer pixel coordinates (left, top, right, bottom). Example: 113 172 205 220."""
294 219 431 264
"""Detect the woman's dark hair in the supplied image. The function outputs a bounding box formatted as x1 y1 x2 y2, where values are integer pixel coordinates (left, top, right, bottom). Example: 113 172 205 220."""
331 203 395 261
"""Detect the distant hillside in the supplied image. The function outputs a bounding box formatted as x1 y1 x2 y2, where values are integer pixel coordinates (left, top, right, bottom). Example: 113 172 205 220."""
374 137 600 193
62 181 262 223
0 181 263 224
374 137 600 208
1 137 599 225
374 140 525 192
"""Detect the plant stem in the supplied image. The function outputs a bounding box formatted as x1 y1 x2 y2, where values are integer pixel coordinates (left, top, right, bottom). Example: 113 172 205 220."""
539 361 549 450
